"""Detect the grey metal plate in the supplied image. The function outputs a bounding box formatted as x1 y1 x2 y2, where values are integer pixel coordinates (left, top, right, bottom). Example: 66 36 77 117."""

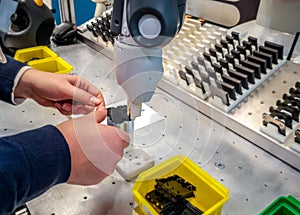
1 42 299 214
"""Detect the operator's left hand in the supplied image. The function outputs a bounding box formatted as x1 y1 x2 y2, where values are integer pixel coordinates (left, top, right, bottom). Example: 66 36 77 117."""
14 68 104 115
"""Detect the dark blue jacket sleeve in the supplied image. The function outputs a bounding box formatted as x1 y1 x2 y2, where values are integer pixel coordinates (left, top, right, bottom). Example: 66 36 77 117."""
0 54 26 104
0 125 71 214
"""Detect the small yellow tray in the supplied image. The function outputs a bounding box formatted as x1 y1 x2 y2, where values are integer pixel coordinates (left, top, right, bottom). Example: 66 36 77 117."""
132 155 229 215
28 57 73 74
14 46 73 74
14 46 58 63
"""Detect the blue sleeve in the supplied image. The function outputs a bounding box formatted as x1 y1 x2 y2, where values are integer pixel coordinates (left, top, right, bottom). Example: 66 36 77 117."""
0 54 26 104
0 125 71 214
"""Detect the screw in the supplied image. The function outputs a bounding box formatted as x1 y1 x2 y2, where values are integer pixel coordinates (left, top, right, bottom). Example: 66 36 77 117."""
215 162 225 169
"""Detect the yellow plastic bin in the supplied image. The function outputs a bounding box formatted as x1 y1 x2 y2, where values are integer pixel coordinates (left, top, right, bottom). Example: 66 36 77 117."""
14 46 58 63
132 155 229 215
28 57 73 74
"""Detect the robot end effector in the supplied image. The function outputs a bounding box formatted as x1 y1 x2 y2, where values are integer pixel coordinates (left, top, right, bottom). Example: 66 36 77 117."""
111 0 186 120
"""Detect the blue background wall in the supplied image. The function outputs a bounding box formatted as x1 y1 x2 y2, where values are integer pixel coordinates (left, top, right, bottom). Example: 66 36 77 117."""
51 0 96 26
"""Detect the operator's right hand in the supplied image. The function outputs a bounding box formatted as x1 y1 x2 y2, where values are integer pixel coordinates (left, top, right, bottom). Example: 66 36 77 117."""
56 106 130 185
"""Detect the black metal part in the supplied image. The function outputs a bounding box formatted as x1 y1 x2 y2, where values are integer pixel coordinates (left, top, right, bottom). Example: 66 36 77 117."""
242 40 253 55
262 113 286 136
240 59 261 79
222 74 243 95
194 77 206 94
226 35 235 48
259 45 278 64
219 58 229 70
179 70 189 85
161 199 203 215
225 54 235 67
289 88 300 98
247 55 267 74
209 48 218 60
282 94 300 108
212 63 223 75
145 175 202 215
146 190 173 211
221 39 229 51
216 80 236 100
231 31 240 45
253 50 273 69
276 100 299 122
264 41 284 60
155 175 196 201
228 69 249 89
296 82 300 90
185 66 194 78
203 52 212 63
210 85 230 106
248 36 258 50
86 24 98 37
237 45 247 56
269 106 293 129
107 105 130 124
231 49 241 63
215 44 224 58
235 64 255 84
88 11 114 45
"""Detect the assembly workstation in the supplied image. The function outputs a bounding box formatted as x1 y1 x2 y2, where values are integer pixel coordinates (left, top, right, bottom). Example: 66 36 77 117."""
1 0 300 214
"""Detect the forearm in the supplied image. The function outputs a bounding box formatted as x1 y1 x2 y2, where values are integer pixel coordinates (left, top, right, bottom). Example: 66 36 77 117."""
0 125 71 214
0 53 29 104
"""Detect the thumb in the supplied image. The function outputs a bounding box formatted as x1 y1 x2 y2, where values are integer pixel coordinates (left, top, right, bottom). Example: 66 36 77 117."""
94 106 107 123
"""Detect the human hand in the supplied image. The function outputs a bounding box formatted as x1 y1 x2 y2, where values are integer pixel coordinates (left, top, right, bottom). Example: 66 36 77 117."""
56 106 130 185
14 68 104 115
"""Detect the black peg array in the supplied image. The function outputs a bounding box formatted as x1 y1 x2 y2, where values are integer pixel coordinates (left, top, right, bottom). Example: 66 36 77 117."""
174 30 285 111
86 12 114 45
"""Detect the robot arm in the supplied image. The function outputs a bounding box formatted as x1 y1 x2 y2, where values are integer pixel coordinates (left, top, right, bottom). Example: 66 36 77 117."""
111 0 186 120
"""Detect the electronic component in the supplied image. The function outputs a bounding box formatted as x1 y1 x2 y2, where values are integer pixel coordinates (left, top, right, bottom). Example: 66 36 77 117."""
145 175 203 215
155 175 196 201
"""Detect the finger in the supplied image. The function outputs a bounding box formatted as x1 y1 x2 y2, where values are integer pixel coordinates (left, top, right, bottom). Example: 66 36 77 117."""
61 103 72 112
113 127 130 148
72 105 95 115
93 106 107 123
55 103 72 115
68 76 100 96
70 86 104 107
56 100 96 115
96 92 105 107
32 95 56 108
66 76 104 106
